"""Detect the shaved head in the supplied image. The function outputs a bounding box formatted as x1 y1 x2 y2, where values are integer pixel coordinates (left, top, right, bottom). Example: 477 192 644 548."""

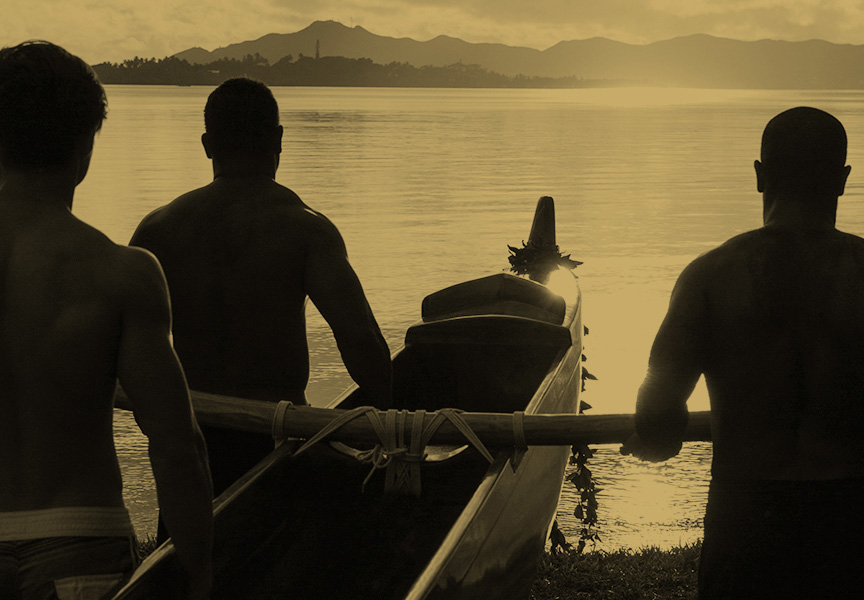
204 77 279 159
760 107 847 194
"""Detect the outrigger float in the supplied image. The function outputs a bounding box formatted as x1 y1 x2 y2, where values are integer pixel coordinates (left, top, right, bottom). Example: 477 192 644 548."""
112 197 710 599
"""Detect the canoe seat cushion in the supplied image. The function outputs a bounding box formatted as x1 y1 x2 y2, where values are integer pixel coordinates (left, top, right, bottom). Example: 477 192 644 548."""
422 273 565 325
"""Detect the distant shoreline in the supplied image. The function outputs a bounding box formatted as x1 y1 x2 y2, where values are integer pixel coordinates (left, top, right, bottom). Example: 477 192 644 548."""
92 54 864 90
92 54 644 89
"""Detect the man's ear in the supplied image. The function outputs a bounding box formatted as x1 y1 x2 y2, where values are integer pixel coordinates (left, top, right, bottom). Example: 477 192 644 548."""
74 132 97 185
201 132 213 159
272 125 283 155
837 164 852 197
754 160 765 193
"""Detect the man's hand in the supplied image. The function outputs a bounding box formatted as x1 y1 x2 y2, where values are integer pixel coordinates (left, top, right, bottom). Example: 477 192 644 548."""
619 432 682 462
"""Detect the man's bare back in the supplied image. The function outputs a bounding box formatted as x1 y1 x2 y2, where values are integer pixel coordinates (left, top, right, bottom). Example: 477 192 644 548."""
1 201 133 510
132 177 391 404
132 178 317 401
654 226 864 480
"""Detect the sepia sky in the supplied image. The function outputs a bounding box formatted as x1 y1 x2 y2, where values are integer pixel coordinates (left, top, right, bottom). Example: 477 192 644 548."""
3 0 864 65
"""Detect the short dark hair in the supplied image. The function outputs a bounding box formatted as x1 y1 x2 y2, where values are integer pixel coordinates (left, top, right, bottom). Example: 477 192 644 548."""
204 78 280 157
0 40 107 169
760 107 847 192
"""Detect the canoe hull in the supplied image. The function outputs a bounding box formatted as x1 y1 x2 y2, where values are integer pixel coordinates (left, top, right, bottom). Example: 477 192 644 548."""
408 283 582 599
114 270 582 600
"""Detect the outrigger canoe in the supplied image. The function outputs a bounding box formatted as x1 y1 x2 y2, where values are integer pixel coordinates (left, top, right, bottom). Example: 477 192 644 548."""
113 197 584 600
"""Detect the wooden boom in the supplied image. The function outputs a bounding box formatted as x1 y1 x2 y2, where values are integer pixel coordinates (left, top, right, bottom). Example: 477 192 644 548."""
114 387 711 447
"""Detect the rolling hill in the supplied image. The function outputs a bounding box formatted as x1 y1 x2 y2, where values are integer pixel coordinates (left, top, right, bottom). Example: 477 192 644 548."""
173 20 864 88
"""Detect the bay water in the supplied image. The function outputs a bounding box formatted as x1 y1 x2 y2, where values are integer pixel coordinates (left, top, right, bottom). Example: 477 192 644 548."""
84 85 864 551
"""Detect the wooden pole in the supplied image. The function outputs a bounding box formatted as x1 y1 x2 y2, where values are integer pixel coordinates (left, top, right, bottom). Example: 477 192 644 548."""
114 387 711 447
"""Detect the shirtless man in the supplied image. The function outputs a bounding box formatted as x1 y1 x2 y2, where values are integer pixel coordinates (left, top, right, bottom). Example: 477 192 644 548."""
0 42 212 598
622 107 864 598
130 78 392 497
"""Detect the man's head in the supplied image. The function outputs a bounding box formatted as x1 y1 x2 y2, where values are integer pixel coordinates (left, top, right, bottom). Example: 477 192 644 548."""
203 78 282 163
756 107 850 198
0 41 106 171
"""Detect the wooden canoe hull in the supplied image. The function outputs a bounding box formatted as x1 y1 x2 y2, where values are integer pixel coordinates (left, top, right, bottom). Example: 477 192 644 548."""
407 279 582 600
114 270 583 600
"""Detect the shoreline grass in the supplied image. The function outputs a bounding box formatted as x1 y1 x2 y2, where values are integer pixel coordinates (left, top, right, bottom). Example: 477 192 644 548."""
530 543 701 600
137 535 701 599
135 535 159 562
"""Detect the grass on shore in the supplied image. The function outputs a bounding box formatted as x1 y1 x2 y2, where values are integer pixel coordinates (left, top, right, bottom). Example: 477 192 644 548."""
136 535 159 562
529 543 701 600
137 535 701 599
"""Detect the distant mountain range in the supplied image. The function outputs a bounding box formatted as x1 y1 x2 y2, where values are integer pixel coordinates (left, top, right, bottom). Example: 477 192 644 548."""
173 21 864 89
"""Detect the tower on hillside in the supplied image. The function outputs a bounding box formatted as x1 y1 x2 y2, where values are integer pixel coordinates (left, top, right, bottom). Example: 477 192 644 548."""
315 39 320 60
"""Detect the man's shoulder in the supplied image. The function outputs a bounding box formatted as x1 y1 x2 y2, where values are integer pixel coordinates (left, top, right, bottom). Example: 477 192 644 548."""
60 227 165 301
133 187 207 235
715 229 764 250
262 188 340 235
141 186 212 222
261 183 333 223
713 227 864 257
106 245 168 306
98 242 162 283
692 230 764 265
671 231 763 289
836 229 864 249
65 215 148 268
130 184 235 250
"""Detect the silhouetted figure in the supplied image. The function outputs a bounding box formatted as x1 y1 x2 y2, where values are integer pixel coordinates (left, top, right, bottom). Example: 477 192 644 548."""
130 78 392 499
622 107 864 599
0 41 212 599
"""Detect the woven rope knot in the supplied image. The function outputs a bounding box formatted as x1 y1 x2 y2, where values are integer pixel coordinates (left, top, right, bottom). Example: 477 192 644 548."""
281 404 497 496
354 445 407 490
355 445 393 466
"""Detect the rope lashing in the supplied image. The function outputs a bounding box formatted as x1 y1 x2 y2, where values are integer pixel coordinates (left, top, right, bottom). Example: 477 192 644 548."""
271 400 293 442
273 404 496 495
427 408 495 464
511 411 528 471
384 409 425 496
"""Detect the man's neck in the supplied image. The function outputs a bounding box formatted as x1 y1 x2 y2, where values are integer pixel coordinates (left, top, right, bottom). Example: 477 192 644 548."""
762 194 838 232
211 155 277 180
0 168 77 212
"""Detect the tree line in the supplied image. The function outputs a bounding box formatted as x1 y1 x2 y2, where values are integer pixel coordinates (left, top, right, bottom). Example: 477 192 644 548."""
92 53 622 88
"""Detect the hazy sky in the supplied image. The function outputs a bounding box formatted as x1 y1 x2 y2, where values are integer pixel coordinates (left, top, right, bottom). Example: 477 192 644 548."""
4 0 864 65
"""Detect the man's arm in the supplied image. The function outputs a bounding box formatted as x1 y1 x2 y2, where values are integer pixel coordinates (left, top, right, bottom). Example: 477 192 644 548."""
622 260 706 461
115 247 213 598
304 215 392 407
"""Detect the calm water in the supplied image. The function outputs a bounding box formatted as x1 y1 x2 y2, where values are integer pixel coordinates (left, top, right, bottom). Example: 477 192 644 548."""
85 86 864 550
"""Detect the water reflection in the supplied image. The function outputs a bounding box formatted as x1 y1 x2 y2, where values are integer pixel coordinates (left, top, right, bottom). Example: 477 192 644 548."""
558 443 712 550
113 410 157 538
